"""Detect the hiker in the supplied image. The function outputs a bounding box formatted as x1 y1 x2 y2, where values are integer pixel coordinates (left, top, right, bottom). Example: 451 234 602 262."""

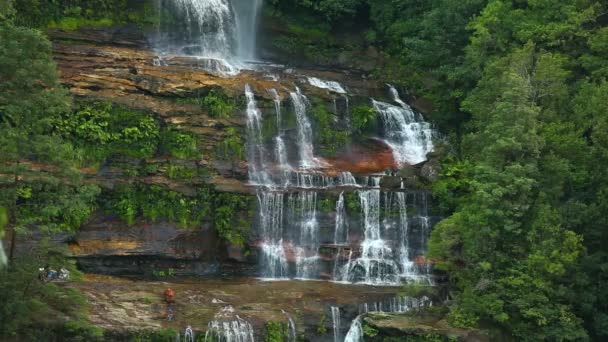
59 267 70 280
164 288 176 303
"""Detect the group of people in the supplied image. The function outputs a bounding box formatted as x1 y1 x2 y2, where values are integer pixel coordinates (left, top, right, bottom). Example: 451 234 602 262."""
39 265 70 282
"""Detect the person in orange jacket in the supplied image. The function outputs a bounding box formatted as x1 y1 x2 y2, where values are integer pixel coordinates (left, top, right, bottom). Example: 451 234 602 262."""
164 287 176 303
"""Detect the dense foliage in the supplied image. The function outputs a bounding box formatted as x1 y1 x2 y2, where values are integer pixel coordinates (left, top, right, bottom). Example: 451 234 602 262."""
270 0 608 340
0 243 102 340
2 0 608 340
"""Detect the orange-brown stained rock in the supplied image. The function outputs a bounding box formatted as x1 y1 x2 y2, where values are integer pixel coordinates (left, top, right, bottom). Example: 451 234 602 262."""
326 139 398 174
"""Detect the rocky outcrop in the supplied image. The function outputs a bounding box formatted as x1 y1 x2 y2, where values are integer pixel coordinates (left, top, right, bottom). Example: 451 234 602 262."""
49 25 400 196
363 313 493 342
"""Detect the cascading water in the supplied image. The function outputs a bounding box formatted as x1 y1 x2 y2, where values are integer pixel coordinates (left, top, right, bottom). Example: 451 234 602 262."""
153 0 262 74
358 295 432 314
184 326 195 342
373 87 434 166
307 77 347 94
205 305 255 342
244 86 434 284
258 192 288 279
387 84 408 109
269 88 292 184
245 85 272 186
282 310 297 342
204 317 255 342
334 192 348 245
344 315 363 342
290 88 320 169
232 0 263 61
290 192 321 279
331 306 342 342
339 189 400 285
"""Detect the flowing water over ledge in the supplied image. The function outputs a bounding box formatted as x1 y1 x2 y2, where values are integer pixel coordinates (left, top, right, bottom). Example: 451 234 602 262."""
244 82 437 286
70 274 428 341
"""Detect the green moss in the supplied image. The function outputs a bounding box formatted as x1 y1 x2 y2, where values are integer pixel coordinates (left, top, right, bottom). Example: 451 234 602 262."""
317 314 328 334
310 102 350 156
106 184 212 228
213 193 253 247
345 192 361 214
165 164 197 180
264 321 287 342
363 324 379 338
48 17 114 30
54 102 160 162
352 105 378 135
216 128 245 162
202 88 236 118
161 129 200 160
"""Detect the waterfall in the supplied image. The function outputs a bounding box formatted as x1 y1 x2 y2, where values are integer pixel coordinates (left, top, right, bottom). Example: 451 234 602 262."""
258 192 288 279
184 326 195 342
359 295 432 314
290 89 319 169
373 87 434 166
344 315 363 342
418 192 433 282
232 0 263 61
245 85 271 186
269 89 292 183
204 316 255 342
339 189 400 284
334 192 348 245
307 77 347 94
338 190 433 285
244 86 433 284
282 310 297 342
396 192 415 279
154 0 262 74
331 306 342 342
291 192 321 279
387 84 408 109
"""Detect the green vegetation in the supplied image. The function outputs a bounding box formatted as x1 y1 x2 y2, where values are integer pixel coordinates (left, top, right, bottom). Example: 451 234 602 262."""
213 193 253 247
151 268 176 278
216 128 245 162
363 324 379 338
264 321 288 342
270 0 608 340
55 102 161 162
106 184 212 228
0 243 102 340
14 0 158 30
310 102 350 156
202 88 237 119
351 105 377 135
178 88 237 119
3 0 608 340
0 23 101 262
104 183 252 246
161 129 200 160
316 313 328 334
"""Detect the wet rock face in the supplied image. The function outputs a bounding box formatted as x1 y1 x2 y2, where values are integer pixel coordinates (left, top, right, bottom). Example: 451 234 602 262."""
66 215 259 276
45 23 443 280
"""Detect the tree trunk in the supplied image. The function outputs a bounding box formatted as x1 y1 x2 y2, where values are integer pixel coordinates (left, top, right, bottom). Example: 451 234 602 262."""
8 226 16 265
8 160 19 265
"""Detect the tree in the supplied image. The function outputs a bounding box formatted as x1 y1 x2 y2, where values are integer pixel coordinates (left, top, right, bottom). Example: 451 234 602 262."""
0 23 99 262
429 45 586 340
